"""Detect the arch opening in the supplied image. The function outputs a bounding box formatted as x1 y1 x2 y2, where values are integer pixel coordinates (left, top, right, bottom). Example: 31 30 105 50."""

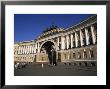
40 41 57 65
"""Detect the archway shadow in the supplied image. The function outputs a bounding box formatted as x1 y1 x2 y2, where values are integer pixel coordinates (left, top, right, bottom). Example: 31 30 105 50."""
40 41 57 66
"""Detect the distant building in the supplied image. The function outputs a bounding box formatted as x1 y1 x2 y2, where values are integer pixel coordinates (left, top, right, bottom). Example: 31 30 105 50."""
14 15 97 66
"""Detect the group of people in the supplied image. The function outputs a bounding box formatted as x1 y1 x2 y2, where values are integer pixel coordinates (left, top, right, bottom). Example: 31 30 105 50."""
14 62 28 69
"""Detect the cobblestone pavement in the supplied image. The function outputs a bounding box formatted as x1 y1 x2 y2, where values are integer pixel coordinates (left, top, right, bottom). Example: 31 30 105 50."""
14 63 97 76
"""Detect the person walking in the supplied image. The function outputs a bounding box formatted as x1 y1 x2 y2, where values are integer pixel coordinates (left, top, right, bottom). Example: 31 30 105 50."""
42 63 44 68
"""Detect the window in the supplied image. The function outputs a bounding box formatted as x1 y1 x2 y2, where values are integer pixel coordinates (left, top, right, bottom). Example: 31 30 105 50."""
64 53 66 59
58 53 61 62
89 48 94 58
42 57 44 61
77 52 81 59
73 53 76 59
69 53 71 59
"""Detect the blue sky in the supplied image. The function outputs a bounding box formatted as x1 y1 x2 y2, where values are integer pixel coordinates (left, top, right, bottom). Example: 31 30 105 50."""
14 14 95 42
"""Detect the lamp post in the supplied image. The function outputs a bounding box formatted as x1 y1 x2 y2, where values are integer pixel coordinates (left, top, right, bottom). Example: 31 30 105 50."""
51 48 53 66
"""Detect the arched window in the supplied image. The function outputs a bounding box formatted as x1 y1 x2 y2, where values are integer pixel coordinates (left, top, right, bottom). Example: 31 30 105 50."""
77 52 81 59
89 48 94 58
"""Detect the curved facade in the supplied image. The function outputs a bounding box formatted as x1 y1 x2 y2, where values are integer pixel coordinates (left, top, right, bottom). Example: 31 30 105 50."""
14 15 97 66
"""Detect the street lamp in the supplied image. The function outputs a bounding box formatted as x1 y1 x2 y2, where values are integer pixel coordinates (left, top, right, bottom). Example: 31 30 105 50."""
51 48 53 66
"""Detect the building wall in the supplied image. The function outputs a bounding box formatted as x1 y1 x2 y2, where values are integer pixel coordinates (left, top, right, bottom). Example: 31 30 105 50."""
58 45 96 62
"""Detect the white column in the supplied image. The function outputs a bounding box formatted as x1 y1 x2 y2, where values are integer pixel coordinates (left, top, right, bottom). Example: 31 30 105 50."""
32 45 33 53
31 45 33 53
33 45 35 53
89 50 91 58
16 48 17 54
21 46 22 54
91 25 96 44
29 45 31 54
26 45 27 54
23 46 25 54
35 43 37 53
24 46 25 54
57 37 59 46
30 45 32 54
32 45 34 54
69 34 71 48
85 28 89 45
24 45 25 54
19 46 21 54
61 36 65 50
35 43 37 49
22 46 24 54
64 36 65 49
27 45 29 54
34 44 36 53
57 37 59 50
18 46 19 54
75 32 78 47
26 46 28 54
22 46 23 54
80 30 83 46
24 45 26 54
31 45 33 54
66 35 69 49
28 45 30 54
25 45 27 54
37 43 40 53
70 33 73 48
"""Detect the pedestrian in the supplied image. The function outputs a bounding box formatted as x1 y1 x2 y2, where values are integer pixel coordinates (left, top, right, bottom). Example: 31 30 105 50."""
15 62 19 69
42 63 43 68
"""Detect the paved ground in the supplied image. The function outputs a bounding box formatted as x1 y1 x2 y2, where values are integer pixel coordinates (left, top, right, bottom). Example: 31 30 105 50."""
14 63 97 76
